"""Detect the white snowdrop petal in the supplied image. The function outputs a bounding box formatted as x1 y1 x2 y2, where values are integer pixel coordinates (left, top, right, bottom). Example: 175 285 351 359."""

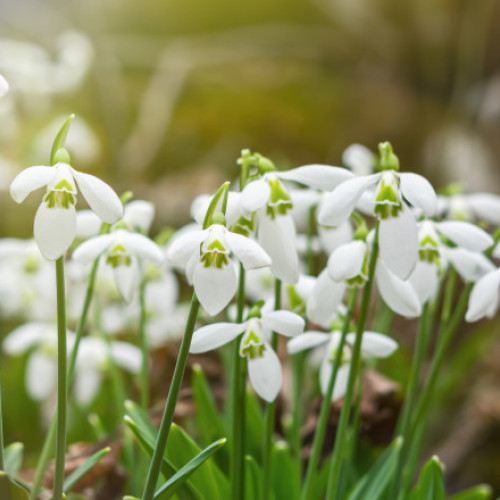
467 193 500 225
261 310 305 337
75 210 102 239
0 74 8 97
122 232 164 264
327 240 367 282
165 229 207 268
435 221 493 252
34 203 76 260
72 234 114 264
400 173 437 217
445 247 495 283
376 262 421 318
409 261 440 305
72 170 123 223
318 174 379 227
225 231 271 270
74 368 102 406
113 257 140 302
277 165 354 191
318 221 353 254
26 351 56 401
193 262 237 316
258 214 299 284
465 270 500 322
10 166 54 203
493 242 500 260
190 322 246 353
3 323 51 354
247 345 282 402
306 269 346 327
241 179 271 214
346 331 398 358
110 341 142 374
379 204 418 280
124 200 155 233
342 144 375 176
287 332 330 354
332 364 351 401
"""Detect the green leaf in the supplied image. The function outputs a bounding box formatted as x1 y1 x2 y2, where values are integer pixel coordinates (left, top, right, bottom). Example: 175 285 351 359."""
123 416 201 500
63 447 111 493
124 400 157 442
0 472 29 500
348 437 403 500
448 485 493 500
413 456 446 500
271 442 300 500
50 114 75 165
191 365 229 472
4 443 23 477
155 438 226 499
244 455 262 500
165 424 230 499
309 458 331 500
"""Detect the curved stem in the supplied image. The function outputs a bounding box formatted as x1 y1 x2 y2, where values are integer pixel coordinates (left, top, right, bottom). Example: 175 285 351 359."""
141 294 200 500
53 257 67 500
325 221 380 500
300 287 358 500
261 279 282 500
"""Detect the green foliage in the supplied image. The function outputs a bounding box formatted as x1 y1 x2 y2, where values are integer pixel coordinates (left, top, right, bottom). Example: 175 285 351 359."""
0 472 29 500
63 447 111 493
4 443 23 477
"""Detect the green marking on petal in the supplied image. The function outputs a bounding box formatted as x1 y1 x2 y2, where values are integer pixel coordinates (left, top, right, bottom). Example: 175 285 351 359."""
106 243 132 268
53 179 74 192
240 329 265 359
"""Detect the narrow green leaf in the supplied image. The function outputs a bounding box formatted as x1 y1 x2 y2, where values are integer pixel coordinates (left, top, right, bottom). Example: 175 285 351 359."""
448 484 493 500
124 400 157 442
309 457 331 500
244 455 262 500
348 437 403 500
123 417 201 500
4 443 23 477
165 424 230 499
191 365 229 472
63 447 110 493
154 438 226 499
271 442 300 500
50 114 75 165
414 456 446 500
0 472 29 500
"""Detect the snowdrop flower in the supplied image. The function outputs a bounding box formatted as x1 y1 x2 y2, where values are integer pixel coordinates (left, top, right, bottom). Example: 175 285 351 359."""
3 322 76 401
437 187 500 226
0 74 8 98
465 268 500 322
288 330 398 400
410 220 494 304
123 200 156 234
190 308 305 401
307 232 421 324
319 142 437 280
10 155 123 260
166 221 271 315
74 337 141 406
73 229 164 302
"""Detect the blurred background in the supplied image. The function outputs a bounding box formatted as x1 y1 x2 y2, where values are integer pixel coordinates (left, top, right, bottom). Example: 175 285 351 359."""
1 0 500 495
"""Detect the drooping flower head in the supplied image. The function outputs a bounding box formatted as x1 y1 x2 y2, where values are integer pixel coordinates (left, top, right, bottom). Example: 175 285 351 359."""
10 142 123 260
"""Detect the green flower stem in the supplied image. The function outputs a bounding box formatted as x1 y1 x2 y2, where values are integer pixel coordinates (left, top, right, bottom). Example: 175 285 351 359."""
300 287 358 500
261 279 282 500
397 282 471 500
388 301 434 499
306 205 317 275
141 294 200 500
325 220 380 500
30 256 100 500
53 257 68 500
290 351 305 467
139 279 149 409
0 383 5 470
230 264 247 500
